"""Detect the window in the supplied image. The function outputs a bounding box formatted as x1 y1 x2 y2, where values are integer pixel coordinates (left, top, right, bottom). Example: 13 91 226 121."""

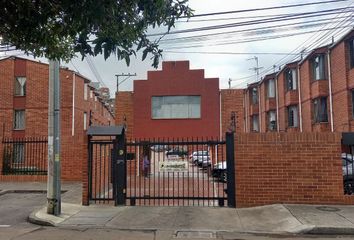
251 87 258 104
252 114 259 132
313 97 328 123
14 110 25 130
311 54 326 80
14 77 26 96
267 79 275 98
267 111 276 131
83 112 87 130
285 68 297 91
349 38 354 68
13 143 25 164
152 96 201 119
287 105 298 127
84 84 88 100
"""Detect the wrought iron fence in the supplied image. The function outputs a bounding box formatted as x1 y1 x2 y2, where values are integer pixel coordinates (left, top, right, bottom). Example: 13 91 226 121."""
342 151 354 195
2 137 48 175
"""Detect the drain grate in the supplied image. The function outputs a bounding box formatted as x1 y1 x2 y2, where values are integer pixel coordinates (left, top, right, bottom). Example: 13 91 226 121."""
175 231 215 239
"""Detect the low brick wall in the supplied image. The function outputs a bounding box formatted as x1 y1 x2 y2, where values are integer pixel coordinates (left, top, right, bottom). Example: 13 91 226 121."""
235 132 354 207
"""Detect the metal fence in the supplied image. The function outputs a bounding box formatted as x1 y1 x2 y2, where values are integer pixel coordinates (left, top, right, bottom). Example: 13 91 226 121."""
125 138 228 207
342 151 354 195
88 134 235 207
2 137 48 175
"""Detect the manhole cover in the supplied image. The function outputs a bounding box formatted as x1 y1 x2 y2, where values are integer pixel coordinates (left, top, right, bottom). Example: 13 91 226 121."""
176 231 215 239
316 206 340 212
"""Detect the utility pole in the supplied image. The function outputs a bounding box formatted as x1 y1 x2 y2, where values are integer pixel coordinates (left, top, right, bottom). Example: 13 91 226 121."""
115 73 136 93
247 56 263 82
47 59 61 216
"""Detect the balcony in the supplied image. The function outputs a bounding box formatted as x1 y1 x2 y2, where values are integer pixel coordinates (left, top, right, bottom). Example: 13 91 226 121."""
265 98 276 111
311 80 329 98
285 90 299 106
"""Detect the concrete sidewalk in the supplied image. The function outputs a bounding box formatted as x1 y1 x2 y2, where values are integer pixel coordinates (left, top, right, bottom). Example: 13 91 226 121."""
28 203 354 235
2 181 354 236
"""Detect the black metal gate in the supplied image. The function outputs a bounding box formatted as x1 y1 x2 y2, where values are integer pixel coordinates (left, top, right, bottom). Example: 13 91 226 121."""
88 132 235 207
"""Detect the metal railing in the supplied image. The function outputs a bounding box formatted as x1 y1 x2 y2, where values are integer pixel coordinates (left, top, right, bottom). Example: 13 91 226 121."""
342 151 354 195
2 137 48 175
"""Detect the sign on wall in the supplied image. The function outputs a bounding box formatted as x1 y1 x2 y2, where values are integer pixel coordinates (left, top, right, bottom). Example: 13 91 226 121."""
159 161 188 172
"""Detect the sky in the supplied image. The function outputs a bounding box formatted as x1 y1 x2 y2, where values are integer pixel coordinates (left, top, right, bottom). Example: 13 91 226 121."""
2 0 353 96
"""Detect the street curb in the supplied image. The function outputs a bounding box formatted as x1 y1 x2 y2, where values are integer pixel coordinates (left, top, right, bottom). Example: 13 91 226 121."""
28 209 56 227
308 227 354 235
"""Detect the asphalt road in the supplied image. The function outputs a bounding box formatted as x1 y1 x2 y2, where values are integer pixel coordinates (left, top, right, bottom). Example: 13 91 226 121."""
0 193 46 226
1 192 354 240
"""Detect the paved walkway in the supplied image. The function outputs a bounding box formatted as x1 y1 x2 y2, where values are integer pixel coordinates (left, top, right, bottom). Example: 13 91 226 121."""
2 181 354 235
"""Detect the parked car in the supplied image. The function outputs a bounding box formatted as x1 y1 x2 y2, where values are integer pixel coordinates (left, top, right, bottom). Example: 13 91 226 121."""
197 155 210 166
190 151 209 164
212 161 227 182
342 152 354 194
166 147 188 158
150 145 167 152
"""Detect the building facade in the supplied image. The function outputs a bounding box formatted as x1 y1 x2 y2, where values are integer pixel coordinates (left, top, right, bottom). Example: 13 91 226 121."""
0 56 114 180
116 61 245 139
244 29 354 133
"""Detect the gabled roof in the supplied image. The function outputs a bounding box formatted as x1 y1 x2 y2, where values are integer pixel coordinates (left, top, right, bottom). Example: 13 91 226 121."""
299 44 330 66
276 60 299 77
329 28 354 50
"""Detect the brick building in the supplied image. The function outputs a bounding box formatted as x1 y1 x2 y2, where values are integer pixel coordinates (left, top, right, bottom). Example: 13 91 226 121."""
244 29 354 133
0 56 114 181
116 61 245 139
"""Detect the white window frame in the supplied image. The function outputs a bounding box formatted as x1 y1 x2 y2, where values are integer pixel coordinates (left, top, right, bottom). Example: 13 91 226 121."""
312 54 326 80
14 77 26 96
83 112 87 130
267 79 275 98
14 110 25 130
285 68 297 91
252 115 259 132
288 105 298 127
152 96 201 119
267 110 277 131
84 83 88 100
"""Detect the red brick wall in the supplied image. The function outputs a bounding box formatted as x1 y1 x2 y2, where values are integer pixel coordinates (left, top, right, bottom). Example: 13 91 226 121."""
235 132 354 207
331 39 353 132
115 91 134 139
133 61 220 139
220 89 244 135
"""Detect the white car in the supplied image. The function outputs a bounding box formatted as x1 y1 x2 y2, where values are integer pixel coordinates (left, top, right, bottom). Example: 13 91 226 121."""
190 151 209 164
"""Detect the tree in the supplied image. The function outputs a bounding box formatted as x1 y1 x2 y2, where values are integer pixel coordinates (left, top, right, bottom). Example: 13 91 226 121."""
0 0 193 67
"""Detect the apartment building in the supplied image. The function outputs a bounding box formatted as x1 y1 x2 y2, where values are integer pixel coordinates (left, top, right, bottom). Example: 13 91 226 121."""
0 56 114 180
244 29 354 133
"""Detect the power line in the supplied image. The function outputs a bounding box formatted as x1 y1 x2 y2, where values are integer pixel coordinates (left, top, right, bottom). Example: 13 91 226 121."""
177 5 350 23
164 25 352 50
150 7 353 37
179 0 348 18
160 15 351 44
163 51 304 56
86 56 107 88
232 2 354 88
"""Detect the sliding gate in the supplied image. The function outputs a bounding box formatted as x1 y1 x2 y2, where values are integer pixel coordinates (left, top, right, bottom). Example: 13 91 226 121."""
88 132 235 207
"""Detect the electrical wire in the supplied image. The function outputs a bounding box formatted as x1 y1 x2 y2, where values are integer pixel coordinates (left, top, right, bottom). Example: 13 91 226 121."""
150 7 353 37
180 0 349 18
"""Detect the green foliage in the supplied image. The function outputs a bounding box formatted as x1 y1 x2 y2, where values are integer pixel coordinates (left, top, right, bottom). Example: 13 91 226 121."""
0 0 193 67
